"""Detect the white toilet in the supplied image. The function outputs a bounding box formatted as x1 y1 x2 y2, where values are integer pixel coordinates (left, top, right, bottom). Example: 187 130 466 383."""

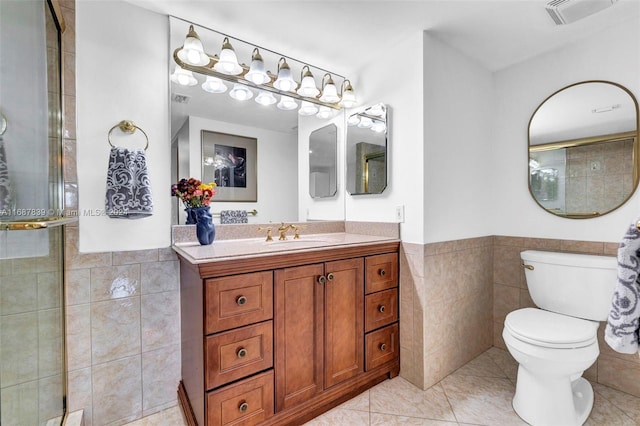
502 250 617 426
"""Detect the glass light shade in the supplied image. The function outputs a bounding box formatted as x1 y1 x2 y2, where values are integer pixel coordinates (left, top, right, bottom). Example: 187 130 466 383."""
273 59 298 92
347 115 360 126
316 106 333 119
298 101 319 116
319 78 340 103
170 66 197 86
297 67 319 97
177 26 210 66
201 76 227 93
340 85 357 108
229 83 253 101
255 91 277 106
357 116 373 128
371 120 386 133
277 95 298 110
245 49 270 85
213 38 243 75
367 103 385 117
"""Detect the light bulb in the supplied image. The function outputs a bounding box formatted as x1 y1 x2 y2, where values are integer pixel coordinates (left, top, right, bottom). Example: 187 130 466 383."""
340 81 357 108
273 58 298 92
255 91 277 106
319 73 340 103
347 115 360 126
229 83 253 101
245 48 270 85
298 101 319 116
213 37 243 75
201 76 227 93
316 106 332 119
170 66 197 86
371 121 386 133
358 116 373 128
277 95 298 111
177 25 209 66
297 66 319 98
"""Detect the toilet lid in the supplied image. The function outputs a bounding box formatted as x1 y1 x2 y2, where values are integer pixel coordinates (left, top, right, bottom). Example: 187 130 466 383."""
505 308 598 349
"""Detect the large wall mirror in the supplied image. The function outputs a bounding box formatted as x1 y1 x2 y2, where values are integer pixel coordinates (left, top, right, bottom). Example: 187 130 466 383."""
169 17 345 224
309 124 337 198
528 81 639 218
346 103 388 195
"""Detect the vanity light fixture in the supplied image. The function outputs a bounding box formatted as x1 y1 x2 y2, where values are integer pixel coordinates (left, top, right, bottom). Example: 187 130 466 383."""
170 65 198 86
357 116 373 128
201 76 227 93
319 73 340 103
176 25 210 66
255 91 277 106
229 83 253 101
297 66 320 98
277 95 298 110
347 114 360 126
371 120 386 133
367 103 385 117
273 58 298 92
172 19 357 116
245 48 270 85
299 101 319 116
213 37 243 75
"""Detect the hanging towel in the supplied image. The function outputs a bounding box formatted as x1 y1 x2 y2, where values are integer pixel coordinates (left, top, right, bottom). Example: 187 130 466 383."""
220 210 248 224
0 137 11 214
605 219 640 354
105 146 153 219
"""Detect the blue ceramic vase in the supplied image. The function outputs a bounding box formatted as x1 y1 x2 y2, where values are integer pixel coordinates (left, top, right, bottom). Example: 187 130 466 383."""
193 206 215 245
184 208 197 225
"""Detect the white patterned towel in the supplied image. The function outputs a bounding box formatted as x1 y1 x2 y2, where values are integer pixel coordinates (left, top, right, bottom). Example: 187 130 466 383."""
220 210 248 224
605 220 640 354
0 138 11 214
105 147 153 219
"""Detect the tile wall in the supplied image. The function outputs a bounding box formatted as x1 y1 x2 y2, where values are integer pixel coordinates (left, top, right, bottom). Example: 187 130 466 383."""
60 2 181 425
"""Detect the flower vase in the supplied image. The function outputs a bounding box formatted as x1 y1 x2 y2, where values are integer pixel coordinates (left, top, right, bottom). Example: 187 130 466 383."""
194 206 215 245
184 208 196 225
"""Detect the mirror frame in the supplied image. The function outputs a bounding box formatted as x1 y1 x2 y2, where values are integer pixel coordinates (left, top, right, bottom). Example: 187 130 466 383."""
527 80 639 218
309 123 338 199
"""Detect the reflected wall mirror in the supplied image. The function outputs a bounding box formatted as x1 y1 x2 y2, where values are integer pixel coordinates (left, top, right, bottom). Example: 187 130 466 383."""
309 124 337 198
346 103 388 195
528 81 639 218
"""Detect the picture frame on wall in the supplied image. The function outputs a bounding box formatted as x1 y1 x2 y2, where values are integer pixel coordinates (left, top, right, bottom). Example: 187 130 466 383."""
201 130 257 202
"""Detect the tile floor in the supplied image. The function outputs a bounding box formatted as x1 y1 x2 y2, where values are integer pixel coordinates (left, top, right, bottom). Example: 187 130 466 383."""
126 348 640 426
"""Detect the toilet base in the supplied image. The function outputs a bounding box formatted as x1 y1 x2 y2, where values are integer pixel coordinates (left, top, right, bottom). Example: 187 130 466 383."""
512 366 594 426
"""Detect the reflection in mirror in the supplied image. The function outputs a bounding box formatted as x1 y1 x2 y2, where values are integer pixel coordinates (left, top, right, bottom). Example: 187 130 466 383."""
528 81 639 218
309 124 337 198
169 17 345 224
346 104 388 195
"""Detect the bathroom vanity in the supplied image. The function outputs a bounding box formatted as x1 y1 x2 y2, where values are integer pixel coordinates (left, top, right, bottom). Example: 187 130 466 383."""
174 233 400 425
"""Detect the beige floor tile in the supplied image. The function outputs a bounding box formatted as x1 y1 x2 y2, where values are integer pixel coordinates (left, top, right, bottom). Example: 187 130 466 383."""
337 389 370 412
369 377 456 422
370 412 458 425
451 350 507 379
304 408 370 425
592 382 640 424
585 390 636 426
440 373 527 426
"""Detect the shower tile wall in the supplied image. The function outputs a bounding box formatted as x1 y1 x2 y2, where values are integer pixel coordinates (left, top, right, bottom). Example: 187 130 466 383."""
0 228 64 425
492 236 640 398
60 2 180 425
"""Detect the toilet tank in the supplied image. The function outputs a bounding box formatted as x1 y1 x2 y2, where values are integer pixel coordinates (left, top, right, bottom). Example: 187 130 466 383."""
520 250 617 321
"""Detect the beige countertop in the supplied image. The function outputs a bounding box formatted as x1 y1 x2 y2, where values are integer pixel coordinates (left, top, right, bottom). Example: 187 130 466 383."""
172 232 399 264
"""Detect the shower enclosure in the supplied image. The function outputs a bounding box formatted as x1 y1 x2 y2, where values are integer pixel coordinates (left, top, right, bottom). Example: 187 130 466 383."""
0 1 72 424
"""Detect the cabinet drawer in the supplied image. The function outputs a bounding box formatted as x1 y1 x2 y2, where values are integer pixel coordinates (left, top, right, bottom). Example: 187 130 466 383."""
206 321 273 390
207 370 274 426
365 323 399 371
206 271 273 334
365 288 398 332
365 253 398 294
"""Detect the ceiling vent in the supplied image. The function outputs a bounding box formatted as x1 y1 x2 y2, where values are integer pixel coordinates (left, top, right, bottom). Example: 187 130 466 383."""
545 0 619 25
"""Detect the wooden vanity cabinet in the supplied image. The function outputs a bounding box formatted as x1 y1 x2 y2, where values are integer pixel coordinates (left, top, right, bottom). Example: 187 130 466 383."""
177 242 399 426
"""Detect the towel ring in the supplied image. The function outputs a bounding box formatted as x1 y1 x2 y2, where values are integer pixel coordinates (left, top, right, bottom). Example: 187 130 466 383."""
108 120 149 150
0 111 7 136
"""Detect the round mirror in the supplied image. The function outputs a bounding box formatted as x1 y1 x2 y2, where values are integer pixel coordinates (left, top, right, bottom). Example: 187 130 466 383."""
528 81 639 218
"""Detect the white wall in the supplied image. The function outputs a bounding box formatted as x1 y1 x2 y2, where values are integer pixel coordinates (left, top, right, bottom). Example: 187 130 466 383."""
76 1 170 252
187 116 298 223
422 32 495 244
346 32 425 244
493 17 640 242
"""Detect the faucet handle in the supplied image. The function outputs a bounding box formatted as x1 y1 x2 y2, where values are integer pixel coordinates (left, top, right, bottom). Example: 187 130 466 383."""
258 226 273 242
291 225 300 239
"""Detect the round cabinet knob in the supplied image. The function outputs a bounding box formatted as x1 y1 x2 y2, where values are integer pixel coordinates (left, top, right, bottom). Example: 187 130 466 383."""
238 401 249 413
327 273 334 281
378 305 386 313
317 275 326 285
236 295 247 306
379 269 386 277
379 343 387 351
237 348 247 358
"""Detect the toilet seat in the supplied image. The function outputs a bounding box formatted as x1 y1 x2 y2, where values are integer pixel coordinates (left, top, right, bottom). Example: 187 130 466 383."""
505 308 598 349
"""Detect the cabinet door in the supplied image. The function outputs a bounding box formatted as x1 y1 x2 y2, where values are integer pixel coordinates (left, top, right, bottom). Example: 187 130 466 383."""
274 264 324 412
324 258 364 388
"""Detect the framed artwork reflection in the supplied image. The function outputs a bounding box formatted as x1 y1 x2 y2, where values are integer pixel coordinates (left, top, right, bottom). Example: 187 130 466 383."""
201 130 257 202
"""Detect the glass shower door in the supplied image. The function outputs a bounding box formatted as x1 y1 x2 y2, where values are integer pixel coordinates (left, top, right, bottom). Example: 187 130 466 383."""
0 1 71 424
